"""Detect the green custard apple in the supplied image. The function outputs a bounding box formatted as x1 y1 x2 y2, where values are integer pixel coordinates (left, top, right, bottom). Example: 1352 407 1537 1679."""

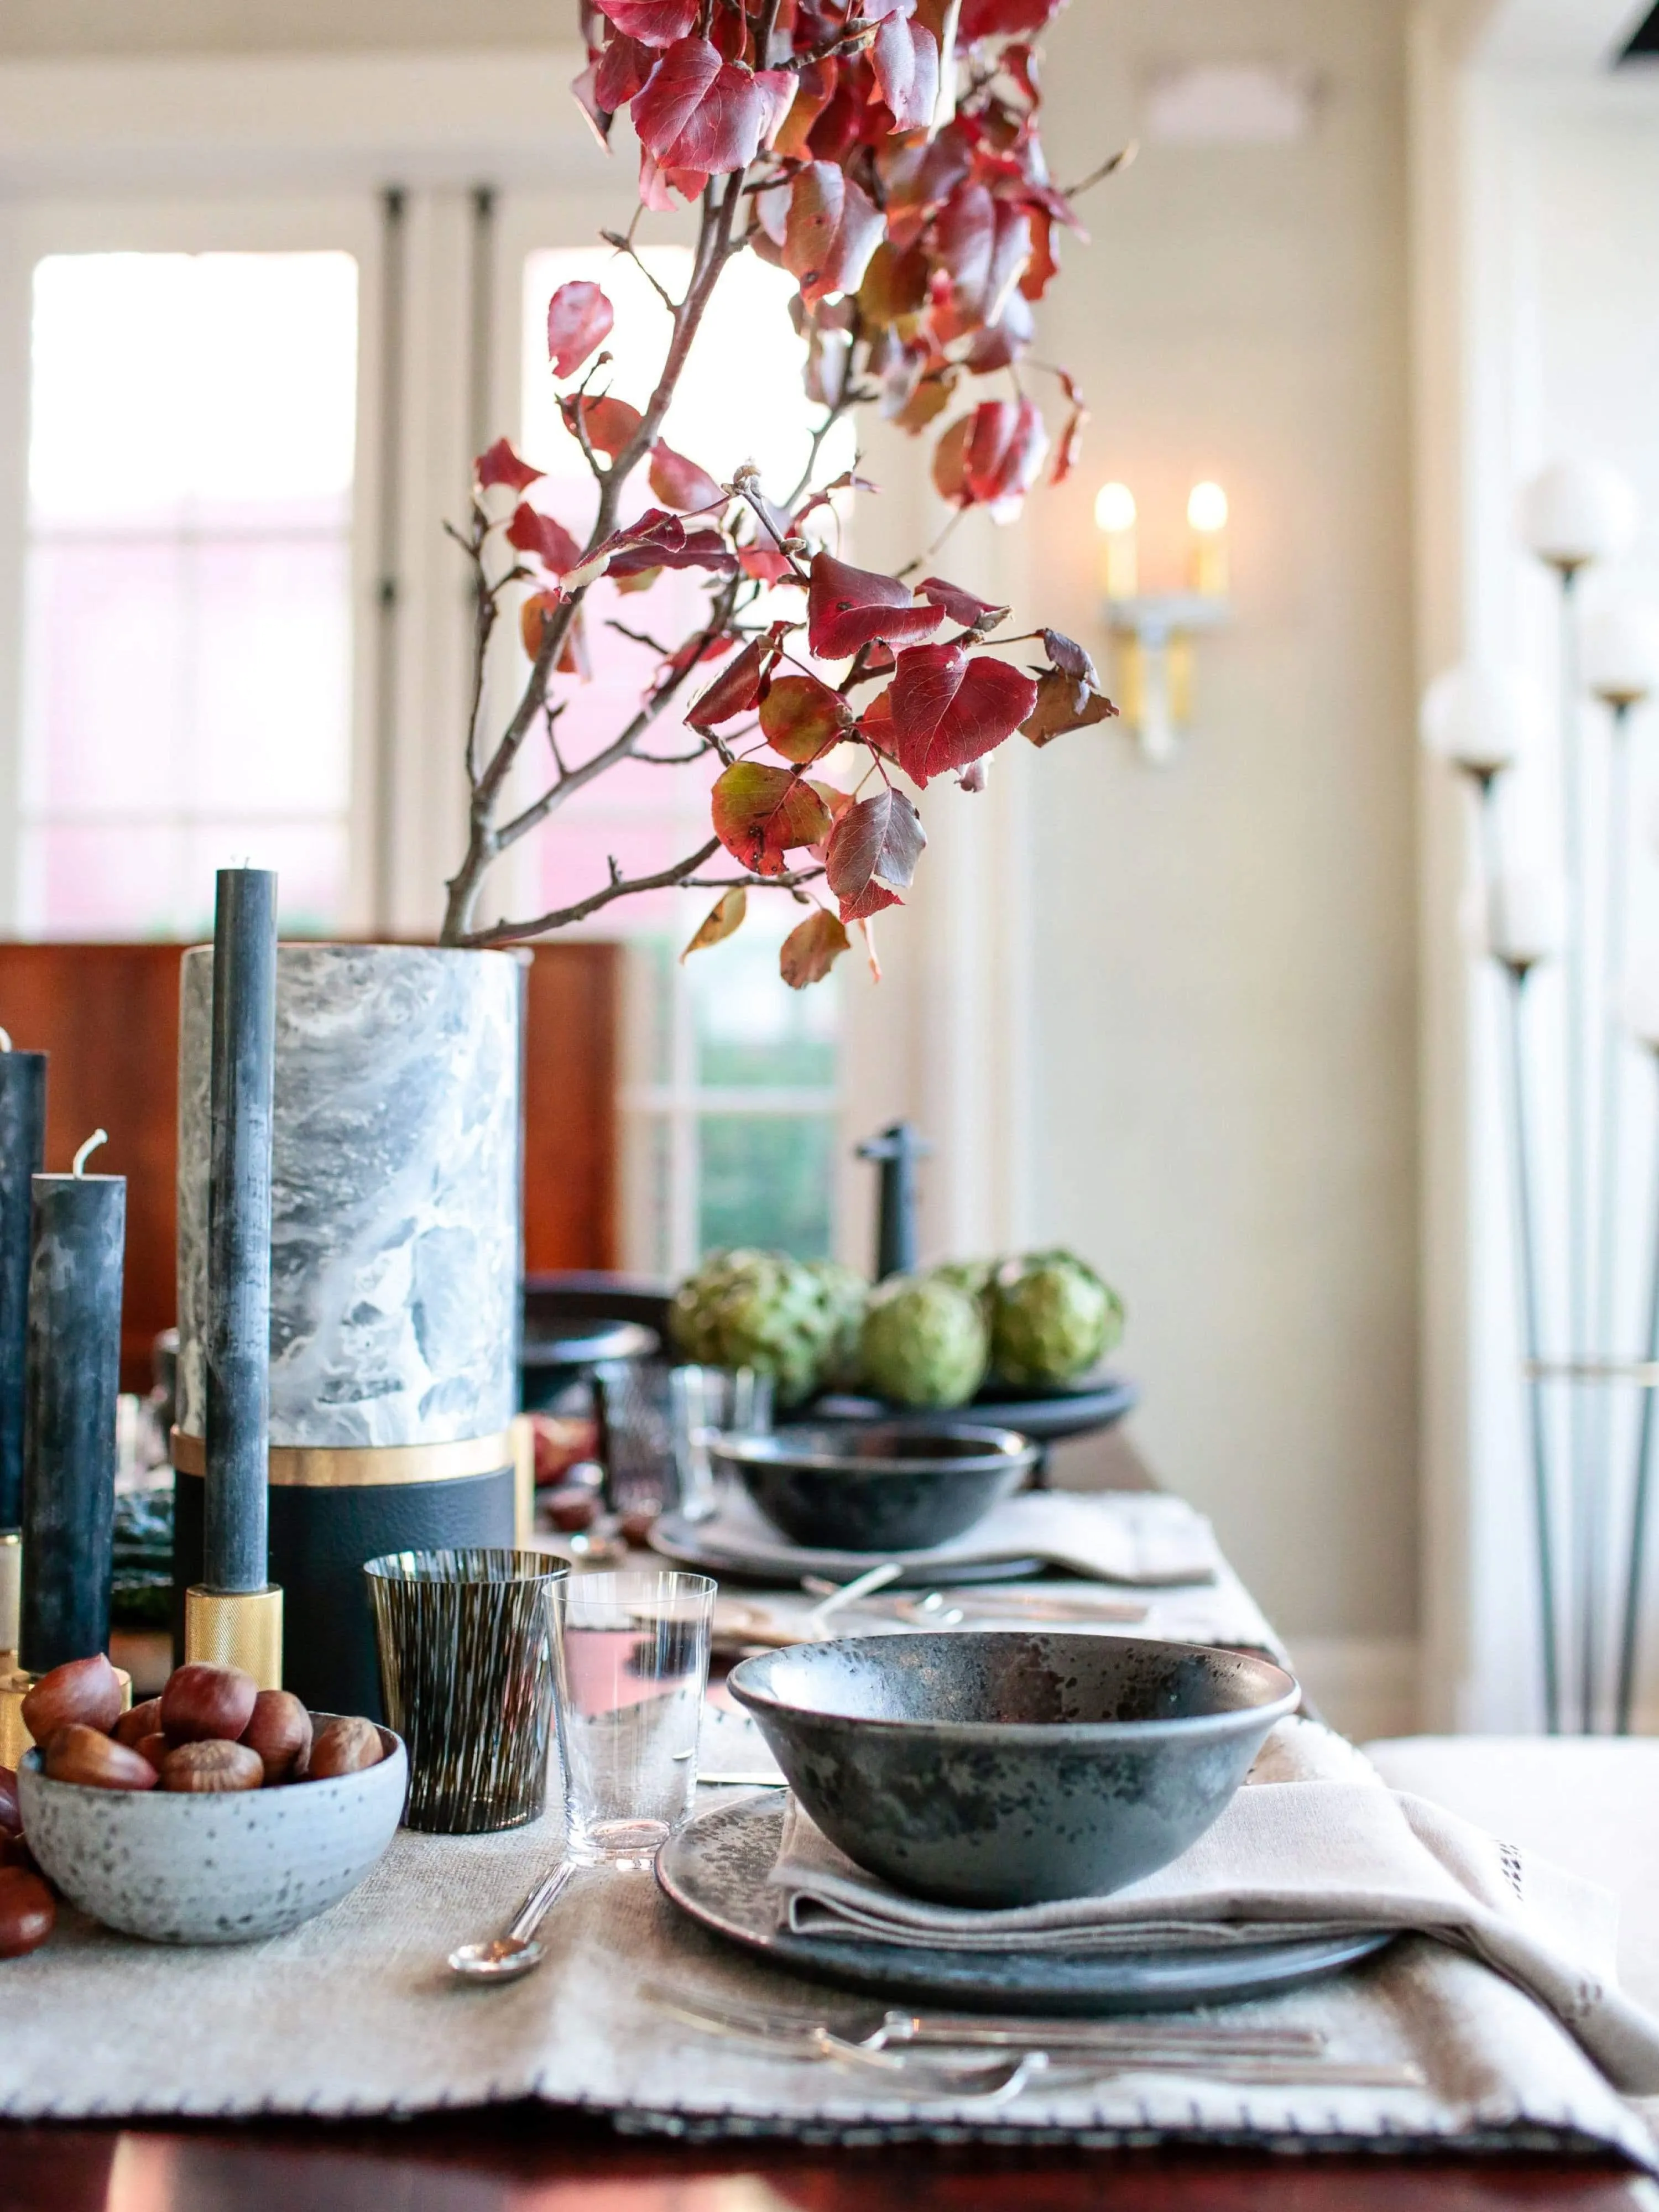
989 1249 1124 1387
805 1258 870 1390
669 1249 867 1405
858 1272 990 1408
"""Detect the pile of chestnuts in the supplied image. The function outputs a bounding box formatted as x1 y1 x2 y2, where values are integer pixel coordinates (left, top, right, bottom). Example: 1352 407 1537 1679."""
0 1652 386 1960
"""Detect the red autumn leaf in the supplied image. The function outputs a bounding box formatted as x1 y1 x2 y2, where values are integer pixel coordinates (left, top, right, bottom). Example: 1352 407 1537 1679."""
916 575 1010 632
585 508 738 581
594 0 698 43
773 57 838 160
1021 667 1117 746
825 785 926 921
889 642 1039 785
546 280 615 379
507 503 583 575
870 13 940 131
807 550 946 661
519 589 565 657
740 545 797 584
1051 402 1087 485
857 241 932 329
477 437 542 492
649 440 725 510
711 761 833 874
759 672 853 763
959 0 1065 38
1042 627 1100 684
681 885 747 961
783 163 885 307
664 628 738 681
754 68 799 147
932 398 1047 514
687 637 772 730
932 186 1031 338
780 907 851 989
594 30 656 110
562 392 644 460
634 38 773 179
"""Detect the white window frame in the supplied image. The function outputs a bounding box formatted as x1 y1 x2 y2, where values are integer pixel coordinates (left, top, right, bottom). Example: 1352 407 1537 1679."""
0 191 387 938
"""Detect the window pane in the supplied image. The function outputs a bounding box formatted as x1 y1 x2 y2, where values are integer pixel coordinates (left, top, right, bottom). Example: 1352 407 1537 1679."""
688 922 838 1089
698 1114 835 1261
20 250 358 938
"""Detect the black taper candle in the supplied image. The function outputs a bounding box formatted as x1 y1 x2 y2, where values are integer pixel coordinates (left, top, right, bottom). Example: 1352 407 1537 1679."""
205 868 278 1595
855 1121 932 1280
0 1045 47 1531
19 1153 125 1674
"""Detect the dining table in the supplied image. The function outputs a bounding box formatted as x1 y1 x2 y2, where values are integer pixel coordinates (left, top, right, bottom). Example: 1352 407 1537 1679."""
5 1498 1658 2212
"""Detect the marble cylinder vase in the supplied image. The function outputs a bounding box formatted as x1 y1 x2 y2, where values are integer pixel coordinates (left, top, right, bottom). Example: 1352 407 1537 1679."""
174 946 521 1717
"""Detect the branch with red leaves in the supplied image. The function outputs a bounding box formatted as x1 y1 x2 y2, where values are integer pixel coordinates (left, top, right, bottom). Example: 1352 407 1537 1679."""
437 0 1123 986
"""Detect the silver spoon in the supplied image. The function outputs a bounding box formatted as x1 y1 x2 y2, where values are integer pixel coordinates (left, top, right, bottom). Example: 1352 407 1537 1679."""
448 1861 576 1984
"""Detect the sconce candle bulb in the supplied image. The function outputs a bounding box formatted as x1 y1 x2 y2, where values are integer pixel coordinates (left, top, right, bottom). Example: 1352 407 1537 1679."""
1094 482 1138 599
1187 482 1229 596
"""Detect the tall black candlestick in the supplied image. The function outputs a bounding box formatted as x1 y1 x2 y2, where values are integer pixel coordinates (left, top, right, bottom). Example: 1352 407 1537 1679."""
19 1162 125 1674
856 1122 932 1280
0 1046 46 1532
205 868 278 1595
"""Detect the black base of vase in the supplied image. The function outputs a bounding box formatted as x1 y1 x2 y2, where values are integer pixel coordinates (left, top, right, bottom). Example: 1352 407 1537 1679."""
171 1466 517 1720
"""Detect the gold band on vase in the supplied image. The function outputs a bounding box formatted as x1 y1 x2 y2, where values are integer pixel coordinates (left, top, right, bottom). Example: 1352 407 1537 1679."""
184 1585 284 1689
170 1429 517 1489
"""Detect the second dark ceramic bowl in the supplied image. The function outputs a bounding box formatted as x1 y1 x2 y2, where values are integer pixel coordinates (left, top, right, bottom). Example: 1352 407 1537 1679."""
728 1632 1299 1907
712 1423 1037 1553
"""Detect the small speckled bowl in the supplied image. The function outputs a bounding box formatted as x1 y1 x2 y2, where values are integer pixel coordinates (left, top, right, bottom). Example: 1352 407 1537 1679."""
16 1719 406 1944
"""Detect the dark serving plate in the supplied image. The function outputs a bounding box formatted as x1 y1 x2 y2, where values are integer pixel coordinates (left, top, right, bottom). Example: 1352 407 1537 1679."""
711 1422 1036 1554
728 1632 1299 1909
658 1793 1391 2015
813 1370 1138 1444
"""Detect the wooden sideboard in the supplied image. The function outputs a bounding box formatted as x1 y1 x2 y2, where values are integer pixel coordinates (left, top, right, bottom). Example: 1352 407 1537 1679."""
0 940 619 1392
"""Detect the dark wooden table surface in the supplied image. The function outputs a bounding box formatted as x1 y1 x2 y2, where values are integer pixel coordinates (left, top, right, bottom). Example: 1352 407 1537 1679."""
2 2111 1651 2210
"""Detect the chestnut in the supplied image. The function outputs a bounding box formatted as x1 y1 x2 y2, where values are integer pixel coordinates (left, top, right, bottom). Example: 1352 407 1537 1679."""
134 1733 170 1775
0 1764 18 1836
43 1724 158 1792
0 1866 54 1958
160 1663 257 1746
113 1697 163 1749
307 1716 383 1779
160 1739 264 1794
20 1653 124 1746
0 1831 41 1876
241 1690 311 1785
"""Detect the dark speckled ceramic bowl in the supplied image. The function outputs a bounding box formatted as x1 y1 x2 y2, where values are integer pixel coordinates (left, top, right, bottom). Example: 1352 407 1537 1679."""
712 1423 1037 1553
728 1632 1298 1907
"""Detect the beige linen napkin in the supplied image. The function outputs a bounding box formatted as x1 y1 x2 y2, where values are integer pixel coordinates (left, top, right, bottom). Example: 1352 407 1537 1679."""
690 1487 1220 1584
769 1719 1659 2095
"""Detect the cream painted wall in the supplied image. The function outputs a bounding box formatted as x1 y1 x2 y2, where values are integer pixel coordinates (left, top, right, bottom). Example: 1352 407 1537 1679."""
1023 1 1419 1642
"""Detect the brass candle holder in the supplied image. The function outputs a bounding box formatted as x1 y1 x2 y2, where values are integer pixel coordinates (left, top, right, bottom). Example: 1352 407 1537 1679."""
183 1583 284 1689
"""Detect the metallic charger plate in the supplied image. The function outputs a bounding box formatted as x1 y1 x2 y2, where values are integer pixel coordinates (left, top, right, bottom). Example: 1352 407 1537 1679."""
648 1511 1046 1590
656 1793 1394 2017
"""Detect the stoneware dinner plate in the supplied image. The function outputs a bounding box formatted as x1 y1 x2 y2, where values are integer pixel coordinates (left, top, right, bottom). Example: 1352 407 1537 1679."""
656 1794 1393 2016
648 1510 1046 1589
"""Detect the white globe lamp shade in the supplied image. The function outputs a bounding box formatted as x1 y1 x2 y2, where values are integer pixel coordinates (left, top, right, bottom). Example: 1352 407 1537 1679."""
1419 662 1541 774
1488 869 1567 968
1583 605 1659 707
1517 460 1639 571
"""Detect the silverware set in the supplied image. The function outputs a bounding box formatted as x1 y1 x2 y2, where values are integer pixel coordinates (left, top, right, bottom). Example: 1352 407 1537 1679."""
642 1983 1426 2101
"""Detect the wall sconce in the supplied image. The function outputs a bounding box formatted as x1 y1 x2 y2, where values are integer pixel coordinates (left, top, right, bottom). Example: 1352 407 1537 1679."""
1097 480 1232 765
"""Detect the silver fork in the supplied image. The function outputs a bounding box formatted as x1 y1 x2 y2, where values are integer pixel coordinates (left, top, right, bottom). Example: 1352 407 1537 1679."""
644 1984 1045 2104
643 1985 1425 2091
